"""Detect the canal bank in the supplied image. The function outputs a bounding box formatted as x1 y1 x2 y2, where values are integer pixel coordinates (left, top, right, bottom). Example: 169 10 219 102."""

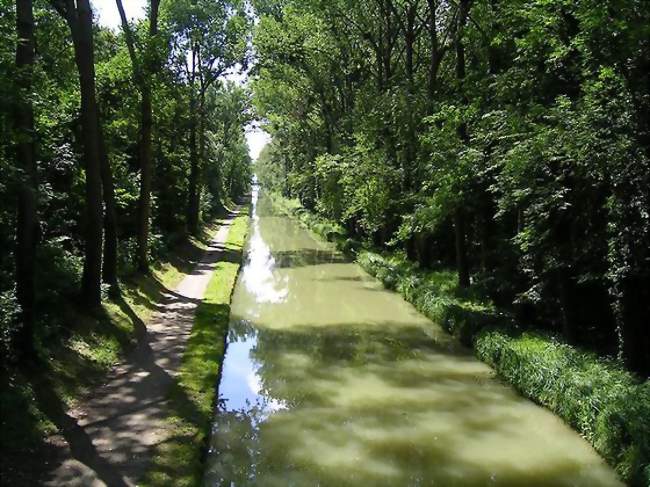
203 188 622 486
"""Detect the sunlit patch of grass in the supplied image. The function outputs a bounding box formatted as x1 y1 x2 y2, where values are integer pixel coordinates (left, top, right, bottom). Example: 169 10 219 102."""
142 210 249 487
147 222 221 293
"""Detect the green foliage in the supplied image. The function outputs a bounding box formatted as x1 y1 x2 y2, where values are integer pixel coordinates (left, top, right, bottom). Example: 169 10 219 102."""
0 0 253 361
252 0 650 374
0 291 21 367
476 331 650 486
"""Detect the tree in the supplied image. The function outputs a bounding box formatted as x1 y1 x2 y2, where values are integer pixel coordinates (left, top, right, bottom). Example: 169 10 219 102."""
116 0 161 272
13 0 37 354
251 0 650 374
169 0 249 233
49 0 105 304
452 0 471 288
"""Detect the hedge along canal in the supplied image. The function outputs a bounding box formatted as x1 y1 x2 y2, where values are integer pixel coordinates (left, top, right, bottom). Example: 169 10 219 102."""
202 187 621 487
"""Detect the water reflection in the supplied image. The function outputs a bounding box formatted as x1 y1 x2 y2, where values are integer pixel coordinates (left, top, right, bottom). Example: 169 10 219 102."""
204 188 621 487
242 190 288 306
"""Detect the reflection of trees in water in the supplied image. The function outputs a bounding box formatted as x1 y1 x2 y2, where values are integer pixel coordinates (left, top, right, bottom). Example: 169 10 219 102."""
228 318 257 342
204 408 259 486
248 322 465 408
206 321 612 486
204 323 507 486
253 190 278 217
270 249 348 269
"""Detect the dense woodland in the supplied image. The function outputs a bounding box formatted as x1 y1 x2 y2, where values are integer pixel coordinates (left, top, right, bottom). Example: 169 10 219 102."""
252 0 650 376
1 0 649 484
1 0 252 364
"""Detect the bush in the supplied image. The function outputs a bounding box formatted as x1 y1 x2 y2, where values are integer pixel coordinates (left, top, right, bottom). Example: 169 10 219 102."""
0 290 21 367
475 331 649 486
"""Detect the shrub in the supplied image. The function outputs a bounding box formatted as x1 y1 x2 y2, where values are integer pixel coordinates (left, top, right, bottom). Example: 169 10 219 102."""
0 290 21 367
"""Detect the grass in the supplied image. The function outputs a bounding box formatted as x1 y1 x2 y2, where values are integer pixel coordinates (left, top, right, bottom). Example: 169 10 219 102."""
151 222 221 290
123 221 222 324
0 301 141 483
269 191 650 486
476 331 650 486
0 217 235 485
141 209 249 486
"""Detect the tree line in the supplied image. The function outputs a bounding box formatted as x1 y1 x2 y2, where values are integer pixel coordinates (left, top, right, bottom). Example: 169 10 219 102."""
252 0 650 375
1 0 252 361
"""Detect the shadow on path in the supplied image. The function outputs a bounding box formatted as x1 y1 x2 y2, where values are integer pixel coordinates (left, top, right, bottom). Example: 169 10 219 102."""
35 213 238 486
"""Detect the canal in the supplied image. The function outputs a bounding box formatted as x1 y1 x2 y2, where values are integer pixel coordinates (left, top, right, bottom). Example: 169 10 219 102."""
203 187 621 487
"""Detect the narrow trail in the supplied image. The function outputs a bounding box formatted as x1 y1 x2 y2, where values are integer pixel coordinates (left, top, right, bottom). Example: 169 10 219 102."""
43 211 239 487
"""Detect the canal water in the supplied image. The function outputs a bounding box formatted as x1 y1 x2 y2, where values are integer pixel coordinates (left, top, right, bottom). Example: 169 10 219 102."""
203 188 621 487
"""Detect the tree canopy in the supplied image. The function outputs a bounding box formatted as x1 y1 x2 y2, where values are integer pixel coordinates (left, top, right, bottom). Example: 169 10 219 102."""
252 0 650 375
0 0 253 362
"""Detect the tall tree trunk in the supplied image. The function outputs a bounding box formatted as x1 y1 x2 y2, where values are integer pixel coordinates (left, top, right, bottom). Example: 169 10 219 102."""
454 208 470 288
619 276 650 376
427 0 437 98
198 99 213 210
53 0 105 305
426 0 445 109
403 2 416 190
187 94 200 234
405 3 415 87
14 0 38 356
116 0 160 272
137 88 153 270
454 0 471 288
558 268 578 344
98 123 118 288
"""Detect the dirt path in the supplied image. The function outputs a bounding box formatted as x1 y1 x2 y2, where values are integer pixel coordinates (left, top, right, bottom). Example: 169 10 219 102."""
43 212 239 486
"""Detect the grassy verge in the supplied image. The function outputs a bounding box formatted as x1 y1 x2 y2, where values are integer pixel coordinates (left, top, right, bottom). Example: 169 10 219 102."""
123 221 223 324
0 219 229 485
476 331 650 485
269 191 650 486
141 209 249 486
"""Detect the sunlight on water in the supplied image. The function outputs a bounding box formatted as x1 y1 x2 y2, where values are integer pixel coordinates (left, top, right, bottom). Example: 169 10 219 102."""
203 187 622 487
241 189 288 306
